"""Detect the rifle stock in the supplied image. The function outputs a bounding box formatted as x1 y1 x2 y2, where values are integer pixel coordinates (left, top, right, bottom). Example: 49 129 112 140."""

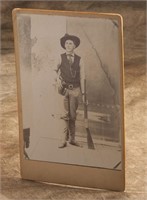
83 79 95 149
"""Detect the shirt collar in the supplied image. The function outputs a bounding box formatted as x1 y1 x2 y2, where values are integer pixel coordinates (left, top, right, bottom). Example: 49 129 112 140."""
66 53 74 57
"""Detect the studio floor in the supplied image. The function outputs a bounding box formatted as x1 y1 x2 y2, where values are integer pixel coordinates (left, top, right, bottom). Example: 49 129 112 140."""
1 53 147 199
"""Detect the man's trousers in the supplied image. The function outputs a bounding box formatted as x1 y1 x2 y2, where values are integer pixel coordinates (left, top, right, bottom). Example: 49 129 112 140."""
61 87 81 143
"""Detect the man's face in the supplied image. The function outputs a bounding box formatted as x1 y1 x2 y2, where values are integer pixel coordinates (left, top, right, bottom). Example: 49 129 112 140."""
65 40 75 53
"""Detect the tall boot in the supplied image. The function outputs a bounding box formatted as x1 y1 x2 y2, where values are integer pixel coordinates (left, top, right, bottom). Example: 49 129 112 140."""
69 120 80 146
69 120 75 143
58 119 69 148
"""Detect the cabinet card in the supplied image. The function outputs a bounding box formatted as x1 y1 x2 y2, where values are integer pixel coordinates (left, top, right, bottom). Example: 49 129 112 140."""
13 9 125 191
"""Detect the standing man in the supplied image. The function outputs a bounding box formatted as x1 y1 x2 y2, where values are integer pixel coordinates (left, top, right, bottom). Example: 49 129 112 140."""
55 34 85 148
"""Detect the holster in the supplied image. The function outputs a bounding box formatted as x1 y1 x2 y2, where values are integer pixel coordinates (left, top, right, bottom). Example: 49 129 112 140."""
58 78 67 96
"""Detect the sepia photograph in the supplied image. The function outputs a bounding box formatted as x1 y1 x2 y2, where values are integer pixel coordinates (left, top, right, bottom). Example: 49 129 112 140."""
14 10 124 171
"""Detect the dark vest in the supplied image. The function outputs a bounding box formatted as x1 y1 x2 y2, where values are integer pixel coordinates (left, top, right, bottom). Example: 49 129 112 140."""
59 53 81 85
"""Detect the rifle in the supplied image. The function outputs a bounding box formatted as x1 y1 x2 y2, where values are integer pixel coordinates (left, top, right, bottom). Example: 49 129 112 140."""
83 79 95 149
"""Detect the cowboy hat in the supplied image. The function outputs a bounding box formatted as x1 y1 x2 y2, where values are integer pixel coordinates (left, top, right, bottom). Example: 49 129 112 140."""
60 34 80 49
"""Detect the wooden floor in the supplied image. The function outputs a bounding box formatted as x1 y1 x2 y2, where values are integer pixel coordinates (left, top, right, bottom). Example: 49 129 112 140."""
24 106 122 170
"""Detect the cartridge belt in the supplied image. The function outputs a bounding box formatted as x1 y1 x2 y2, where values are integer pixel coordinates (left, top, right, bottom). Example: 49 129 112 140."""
65 83 80 90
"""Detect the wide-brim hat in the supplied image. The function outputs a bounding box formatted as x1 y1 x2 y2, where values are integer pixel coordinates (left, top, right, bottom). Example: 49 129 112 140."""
60 34 80 49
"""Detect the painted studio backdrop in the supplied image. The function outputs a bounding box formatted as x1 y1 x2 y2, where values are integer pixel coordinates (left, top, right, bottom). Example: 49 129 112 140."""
17 13 123 170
